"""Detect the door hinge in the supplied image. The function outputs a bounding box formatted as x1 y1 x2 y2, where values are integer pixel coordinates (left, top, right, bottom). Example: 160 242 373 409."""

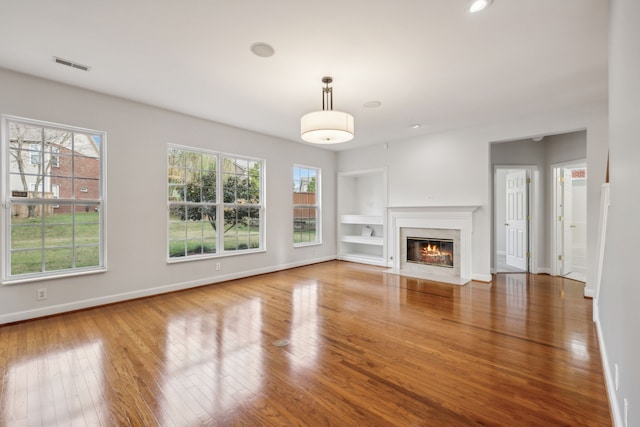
527 252 531 258
527 215 531 221
560 176 565 183
558 255 563 261
558 215 564 222
527 178 531 184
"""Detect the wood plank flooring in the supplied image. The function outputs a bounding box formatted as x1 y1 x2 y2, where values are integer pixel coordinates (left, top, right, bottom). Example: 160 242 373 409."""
0 261 611 426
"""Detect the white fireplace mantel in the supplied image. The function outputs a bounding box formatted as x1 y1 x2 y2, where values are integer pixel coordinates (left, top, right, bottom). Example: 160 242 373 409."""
386 206 479 285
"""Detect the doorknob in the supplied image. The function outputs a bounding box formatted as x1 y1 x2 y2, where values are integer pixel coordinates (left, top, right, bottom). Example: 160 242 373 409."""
504 223 510 226
570 224 577 228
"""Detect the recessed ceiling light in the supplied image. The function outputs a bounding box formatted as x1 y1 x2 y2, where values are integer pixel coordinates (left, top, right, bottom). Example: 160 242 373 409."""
363 101 382 108
410 124 421 129
469 0 493 13
250 42 275 58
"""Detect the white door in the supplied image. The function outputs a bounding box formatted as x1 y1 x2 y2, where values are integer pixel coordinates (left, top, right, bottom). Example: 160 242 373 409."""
505 170 528 271
560 168 573 275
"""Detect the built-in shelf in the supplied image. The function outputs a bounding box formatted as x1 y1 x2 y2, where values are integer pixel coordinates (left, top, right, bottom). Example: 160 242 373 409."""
341 235 384 246
337 169 388 267
341 215 383 225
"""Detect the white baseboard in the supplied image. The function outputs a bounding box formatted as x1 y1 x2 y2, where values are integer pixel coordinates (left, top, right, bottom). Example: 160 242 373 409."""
0 255 336 325
535 267 552 275
472 273 493 282
594 307 623 427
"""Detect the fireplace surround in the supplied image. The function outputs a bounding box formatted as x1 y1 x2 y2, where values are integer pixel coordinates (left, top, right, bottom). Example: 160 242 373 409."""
386 206 478 285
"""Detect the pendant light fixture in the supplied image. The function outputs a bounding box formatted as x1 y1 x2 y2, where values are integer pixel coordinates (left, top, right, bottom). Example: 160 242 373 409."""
301 76 354 144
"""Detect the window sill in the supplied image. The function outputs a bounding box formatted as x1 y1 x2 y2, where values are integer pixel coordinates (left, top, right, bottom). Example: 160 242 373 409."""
294 242 322 248
167 248 266 264
2 267 107 286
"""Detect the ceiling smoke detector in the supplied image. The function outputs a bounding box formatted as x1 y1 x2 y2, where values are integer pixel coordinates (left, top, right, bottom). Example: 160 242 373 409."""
250 42 275 58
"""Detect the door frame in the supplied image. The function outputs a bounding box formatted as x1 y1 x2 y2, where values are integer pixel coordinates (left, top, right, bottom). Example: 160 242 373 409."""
551 159 587 277
493 165 539 274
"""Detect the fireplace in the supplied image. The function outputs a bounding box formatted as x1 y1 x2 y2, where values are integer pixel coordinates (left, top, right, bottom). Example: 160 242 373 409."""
386 206 479 285
406 237 454 268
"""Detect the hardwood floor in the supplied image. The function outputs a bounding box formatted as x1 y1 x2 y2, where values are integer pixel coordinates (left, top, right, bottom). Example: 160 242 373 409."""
0 261 611 426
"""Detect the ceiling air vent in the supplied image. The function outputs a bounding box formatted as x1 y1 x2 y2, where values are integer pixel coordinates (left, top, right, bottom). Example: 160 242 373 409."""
54 57 90 72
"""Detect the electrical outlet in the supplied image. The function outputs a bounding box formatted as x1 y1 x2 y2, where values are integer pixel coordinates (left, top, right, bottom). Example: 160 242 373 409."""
215 263 221 271
425 195 434 202
37 288 47 301
615 363 619 391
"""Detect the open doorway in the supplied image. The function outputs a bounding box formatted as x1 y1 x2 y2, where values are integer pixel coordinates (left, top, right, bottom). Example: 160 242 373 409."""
493 166 538 273
552 161 587 282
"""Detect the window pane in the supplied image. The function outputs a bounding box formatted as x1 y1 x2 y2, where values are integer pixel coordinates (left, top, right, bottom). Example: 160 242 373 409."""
11 250 43 276
185 185 202 203
74 178 99 200
76 245 99 268
169 240 187 258
44 224 73 247
72 132 100 159
45 248 74 271
44 128 73 151
169 185 185 202
168 149 186 184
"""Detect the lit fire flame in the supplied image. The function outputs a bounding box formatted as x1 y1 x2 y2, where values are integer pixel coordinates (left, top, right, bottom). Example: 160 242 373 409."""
422 244 441 257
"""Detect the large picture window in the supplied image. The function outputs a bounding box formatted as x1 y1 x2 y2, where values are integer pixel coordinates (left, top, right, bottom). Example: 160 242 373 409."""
168 146 264 259
1 116 105 283
293 165 320 245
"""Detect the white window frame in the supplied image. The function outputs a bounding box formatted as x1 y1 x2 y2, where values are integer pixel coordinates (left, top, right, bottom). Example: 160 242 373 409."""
167 144 265 262
1 115 107 284
293 164 321 247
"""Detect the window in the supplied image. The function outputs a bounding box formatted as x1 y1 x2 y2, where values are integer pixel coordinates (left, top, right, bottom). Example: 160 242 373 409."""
293 165 320 245
168 146 264 259
2 116 105 282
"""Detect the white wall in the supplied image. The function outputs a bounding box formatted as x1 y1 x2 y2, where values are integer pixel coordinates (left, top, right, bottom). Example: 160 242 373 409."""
338 107 606 289
598 0 640 425
0 68 337 324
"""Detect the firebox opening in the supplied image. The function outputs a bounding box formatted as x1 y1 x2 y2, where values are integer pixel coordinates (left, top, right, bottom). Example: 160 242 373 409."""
406 237 454 268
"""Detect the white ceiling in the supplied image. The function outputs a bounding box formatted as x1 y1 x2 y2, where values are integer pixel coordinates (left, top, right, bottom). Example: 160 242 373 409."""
0 0 608 151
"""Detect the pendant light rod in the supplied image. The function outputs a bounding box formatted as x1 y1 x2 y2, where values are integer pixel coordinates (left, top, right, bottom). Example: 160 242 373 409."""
322 76 333 111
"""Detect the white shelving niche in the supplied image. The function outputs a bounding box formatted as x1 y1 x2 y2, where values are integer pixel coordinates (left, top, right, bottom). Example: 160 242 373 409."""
337 168 388 266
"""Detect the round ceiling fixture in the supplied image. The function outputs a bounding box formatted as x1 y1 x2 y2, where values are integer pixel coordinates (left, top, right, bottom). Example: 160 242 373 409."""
469 0 493 13
301 77 355 144
410 124 422 129
250 42 275 58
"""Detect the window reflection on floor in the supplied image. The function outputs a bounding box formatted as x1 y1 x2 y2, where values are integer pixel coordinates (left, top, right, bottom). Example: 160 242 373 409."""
1 341 105 426
160 298 263 425
289 282 320 370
